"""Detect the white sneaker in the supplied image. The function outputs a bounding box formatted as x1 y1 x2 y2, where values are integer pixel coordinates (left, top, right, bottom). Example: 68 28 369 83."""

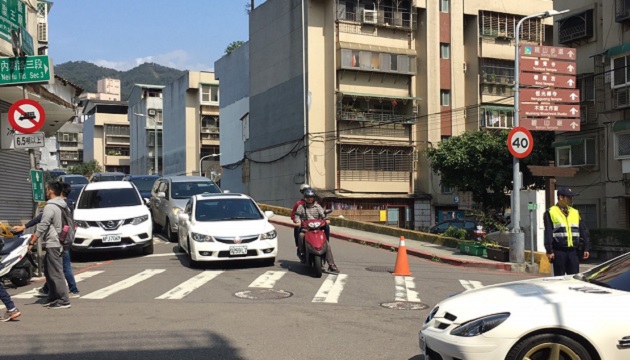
69 292 80 299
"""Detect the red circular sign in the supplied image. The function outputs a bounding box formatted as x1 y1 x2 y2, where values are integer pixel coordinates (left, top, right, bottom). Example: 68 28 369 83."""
507 127 534 159
8 99 46 134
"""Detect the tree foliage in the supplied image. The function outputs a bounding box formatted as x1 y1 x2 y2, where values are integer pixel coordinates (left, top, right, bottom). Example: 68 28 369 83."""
67 160 102 177
225 41 245 54
425 130 554 211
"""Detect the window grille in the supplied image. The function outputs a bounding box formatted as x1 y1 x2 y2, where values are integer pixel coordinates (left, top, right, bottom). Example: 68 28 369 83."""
572 204 597 229
339 144 413 173
479 11 544 43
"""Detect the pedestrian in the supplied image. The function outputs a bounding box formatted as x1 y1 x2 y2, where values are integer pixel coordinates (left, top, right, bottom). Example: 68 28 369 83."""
543 186 590 276
1 237 21 321
28 180 71 309
12 182 80 298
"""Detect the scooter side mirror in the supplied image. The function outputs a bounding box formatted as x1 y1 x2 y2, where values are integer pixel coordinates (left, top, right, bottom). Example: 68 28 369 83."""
324 209 333 215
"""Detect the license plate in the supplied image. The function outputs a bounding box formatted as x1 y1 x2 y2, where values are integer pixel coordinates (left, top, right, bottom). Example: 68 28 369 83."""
229 246 247 255
102 234 121 243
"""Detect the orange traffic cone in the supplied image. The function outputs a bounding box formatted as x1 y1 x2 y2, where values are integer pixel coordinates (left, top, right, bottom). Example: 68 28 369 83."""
392 236 411 276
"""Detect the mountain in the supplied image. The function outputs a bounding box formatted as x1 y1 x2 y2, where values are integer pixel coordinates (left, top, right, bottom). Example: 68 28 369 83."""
54 61 186 100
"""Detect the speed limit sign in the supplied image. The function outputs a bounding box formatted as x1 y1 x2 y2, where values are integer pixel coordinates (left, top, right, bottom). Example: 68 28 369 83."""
507 127 534 159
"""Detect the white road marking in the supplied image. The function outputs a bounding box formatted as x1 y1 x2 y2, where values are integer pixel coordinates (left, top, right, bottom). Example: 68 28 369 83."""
248 271 286 288
145 252 184 258
82 269 165 299
156 271 224 299
394 276 421 302
153 237 171 244
13 270 104 299
459 280 484 290
312 274 348 303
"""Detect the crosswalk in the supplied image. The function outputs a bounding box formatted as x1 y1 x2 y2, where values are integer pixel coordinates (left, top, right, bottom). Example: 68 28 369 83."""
3 269 487 309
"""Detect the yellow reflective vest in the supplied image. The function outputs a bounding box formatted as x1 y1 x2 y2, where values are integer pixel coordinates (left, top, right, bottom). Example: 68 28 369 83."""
548 205 580 248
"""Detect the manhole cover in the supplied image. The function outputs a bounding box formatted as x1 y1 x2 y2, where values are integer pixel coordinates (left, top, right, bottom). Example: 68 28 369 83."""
380 301 429 310
366 266 394 273
234 289 293 300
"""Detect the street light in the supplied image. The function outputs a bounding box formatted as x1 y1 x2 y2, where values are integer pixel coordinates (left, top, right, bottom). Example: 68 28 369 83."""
511 9 569 264
134 112 159 175
199 153 221 177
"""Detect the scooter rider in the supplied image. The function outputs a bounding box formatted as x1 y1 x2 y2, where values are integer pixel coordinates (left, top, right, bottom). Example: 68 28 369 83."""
294 189 339 273
290 184 331 249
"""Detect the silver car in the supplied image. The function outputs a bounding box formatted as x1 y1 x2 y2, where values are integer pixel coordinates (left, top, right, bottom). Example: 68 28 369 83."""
150 176 221 241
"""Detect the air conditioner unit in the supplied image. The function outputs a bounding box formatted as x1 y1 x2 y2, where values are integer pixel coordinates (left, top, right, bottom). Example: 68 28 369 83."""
616 88 630 108
62 161 68 165
148 109 157 116
362 9 377 24
37 22 48 43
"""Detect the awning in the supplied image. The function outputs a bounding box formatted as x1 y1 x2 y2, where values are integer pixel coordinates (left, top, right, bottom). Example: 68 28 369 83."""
336 91 422 102
606 43 630 57
613 119 630 132
552 138 584 147
338 41 416 56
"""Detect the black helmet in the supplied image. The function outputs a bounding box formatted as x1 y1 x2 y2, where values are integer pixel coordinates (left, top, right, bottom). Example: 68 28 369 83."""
303 189 316 198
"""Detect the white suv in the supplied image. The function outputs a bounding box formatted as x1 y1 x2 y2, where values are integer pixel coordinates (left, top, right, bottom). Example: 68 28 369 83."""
72 181 153 256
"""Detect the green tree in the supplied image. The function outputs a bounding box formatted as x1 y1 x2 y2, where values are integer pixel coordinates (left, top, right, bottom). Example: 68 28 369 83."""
67 160 102 177
225 41 245 54
425 130 554 211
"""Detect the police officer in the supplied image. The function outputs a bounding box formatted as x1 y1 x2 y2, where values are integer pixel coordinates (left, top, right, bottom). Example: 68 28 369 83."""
543 186 590 276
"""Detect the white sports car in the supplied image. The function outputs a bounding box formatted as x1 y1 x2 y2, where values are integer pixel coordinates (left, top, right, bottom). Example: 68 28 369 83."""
420 252 630 360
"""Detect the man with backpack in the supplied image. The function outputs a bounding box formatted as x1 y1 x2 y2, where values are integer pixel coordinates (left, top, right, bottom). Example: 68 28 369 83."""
14 182 80 298
27 181 71 309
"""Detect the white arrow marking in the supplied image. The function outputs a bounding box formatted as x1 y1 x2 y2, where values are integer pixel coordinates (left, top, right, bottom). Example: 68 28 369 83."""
567 64 575 73
568 50 575 58
570 122 579 129
312 274 348 303
567 79 575 87
156 271 223 299
35 173 39 181
570 107 578 115
570 93 579 101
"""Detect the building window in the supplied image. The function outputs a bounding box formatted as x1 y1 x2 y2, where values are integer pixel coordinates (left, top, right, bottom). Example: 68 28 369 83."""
440 43 450 59
201 84 219 104
105 125 129 136
555 138 596 166
612 55 630 88
440 90 450 106
482 106 514 128
440 0 449 12
572 204 597 229
57 132 78 143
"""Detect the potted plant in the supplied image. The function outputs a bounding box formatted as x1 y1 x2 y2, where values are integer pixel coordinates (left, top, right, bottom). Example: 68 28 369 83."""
459 240 487 256
484 240 510 262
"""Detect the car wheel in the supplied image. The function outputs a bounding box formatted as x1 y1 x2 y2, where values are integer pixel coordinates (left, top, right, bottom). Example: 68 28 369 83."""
165 219 176 243
142 241 154 255
507 333 591 360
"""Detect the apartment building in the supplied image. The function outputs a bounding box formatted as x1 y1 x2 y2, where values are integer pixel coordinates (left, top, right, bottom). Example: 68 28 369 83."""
128 84 164 175
0 1 81 222
547 0 630 230
162 71 220 177
82 99 130 174
219 0 552 229
79 78 122 102
56 121 84 170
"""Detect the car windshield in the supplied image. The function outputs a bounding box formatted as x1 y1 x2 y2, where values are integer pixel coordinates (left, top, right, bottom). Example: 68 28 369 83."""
77 188 141 209
171 182 220 199
98 175 124 181
63 176 88 185
577 252 630 292
195 198 263 221
66 186 84 205
129 177 157 192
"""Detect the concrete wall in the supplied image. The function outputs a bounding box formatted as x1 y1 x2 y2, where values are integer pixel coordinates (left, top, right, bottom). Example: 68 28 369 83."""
83 116 95 162
163 73 189 176
215 42 249 194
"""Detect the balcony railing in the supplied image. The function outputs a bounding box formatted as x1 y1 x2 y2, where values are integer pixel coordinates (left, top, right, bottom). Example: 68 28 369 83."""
339 10 416 31
338 110 415 124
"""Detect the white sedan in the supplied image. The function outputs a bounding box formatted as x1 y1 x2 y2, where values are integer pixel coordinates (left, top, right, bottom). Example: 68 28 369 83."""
420 252 630 360
177 193 277 266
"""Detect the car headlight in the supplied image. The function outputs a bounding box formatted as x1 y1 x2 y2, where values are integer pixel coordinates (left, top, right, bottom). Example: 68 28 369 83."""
172 207 184 216
191 232 214 242
260 230 277 240
450 313 510 337
131 215 149 225
425 306 439 324
75 220 89 229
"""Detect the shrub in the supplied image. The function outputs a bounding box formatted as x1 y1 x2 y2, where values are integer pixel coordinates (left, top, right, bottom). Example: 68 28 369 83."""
443 226 468 240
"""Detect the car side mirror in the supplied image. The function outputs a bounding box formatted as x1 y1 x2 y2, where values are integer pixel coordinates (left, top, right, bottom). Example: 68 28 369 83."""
178 213 189 222
264 210 274 219
144 198 151 207
157 191 166 198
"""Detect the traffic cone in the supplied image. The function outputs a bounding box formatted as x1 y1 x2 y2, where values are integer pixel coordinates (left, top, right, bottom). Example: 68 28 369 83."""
392 236 411 276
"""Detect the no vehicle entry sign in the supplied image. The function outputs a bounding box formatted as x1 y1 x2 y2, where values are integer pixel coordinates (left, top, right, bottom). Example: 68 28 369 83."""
8 99 46 134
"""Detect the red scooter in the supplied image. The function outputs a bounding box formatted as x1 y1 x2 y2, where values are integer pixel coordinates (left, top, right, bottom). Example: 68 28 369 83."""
301 209 332 278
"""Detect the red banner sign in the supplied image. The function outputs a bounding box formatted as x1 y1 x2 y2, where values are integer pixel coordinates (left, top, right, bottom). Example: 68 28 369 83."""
520 118 581 131
520 103 580 118
520 89 580 103
520 73 576 88
519 58 576 75
519 45 577 60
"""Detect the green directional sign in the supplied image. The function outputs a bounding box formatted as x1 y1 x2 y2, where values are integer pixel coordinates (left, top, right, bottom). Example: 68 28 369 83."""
0 55 52 86
0 0 27 44
30 169 45 202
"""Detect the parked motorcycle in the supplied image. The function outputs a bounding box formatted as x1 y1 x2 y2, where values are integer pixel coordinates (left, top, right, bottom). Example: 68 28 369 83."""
0 234 35 287
301 209 332 278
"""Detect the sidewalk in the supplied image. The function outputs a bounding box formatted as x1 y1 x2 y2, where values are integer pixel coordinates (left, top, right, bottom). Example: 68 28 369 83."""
269 214 596 274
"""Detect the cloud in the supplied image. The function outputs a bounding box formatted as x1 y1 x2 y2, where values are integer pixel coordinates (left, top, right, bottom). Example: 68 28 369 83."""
92 50 214 72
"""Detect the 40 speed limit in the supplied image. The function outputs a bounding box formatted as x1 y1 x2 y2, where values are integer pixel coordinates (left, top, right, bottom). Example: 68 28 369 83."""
507 127 533 159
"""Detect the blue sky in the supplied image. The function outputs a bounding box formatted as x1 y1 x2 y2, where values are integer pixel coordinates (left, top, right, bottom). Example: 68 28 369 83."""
48 1 253 71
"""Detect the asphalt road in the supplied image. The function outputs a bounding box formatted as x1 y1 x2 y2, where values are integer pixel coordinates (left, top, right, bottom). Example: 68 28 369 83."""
1 225 539 360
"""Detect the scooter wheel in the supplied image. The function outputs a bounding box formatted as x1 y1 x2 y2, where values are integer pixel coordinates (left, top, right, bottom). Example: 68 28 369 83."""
10 268 30 287
312 255 323 278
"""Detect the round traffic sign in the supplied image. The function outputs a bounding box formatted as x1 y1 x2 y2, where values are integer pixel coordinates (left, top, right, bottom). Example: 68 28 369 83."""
8 99 46 134
507 126 534 159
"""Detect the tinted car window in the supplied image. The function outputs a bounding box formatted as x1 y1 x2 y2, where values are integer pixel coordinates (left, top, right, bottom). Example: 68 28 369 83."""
195 198 262 221
66 186 84 206
61 176 89 185
580 252 630 292
97 175 125 182
77 188 142 209
129 177 158 192
171 182 221 199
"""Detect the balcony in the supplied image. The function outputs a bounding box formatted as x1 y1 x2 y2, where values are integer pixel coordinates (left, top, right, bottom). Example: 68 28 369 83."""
616 0 630 23
338 8 416 31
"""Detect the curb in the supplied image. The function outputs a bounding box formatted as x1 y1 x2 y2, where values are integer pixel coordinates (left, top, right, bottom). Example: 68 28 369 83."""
270 219 513 272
